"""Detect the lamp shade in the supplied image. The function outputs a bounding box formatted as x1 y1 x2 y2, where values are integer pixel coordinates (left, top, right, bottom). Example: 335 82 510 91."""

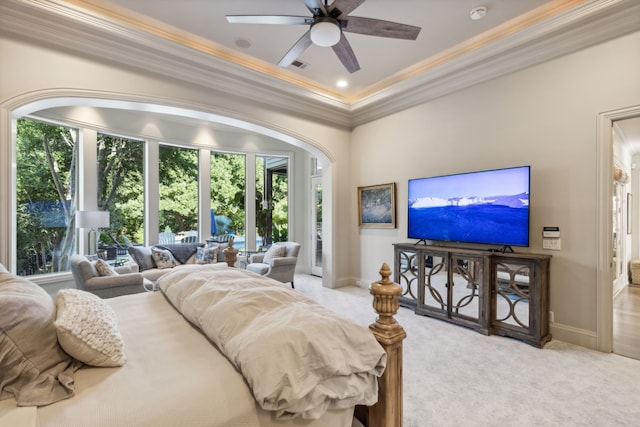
76 210 110 229
310 18 341 47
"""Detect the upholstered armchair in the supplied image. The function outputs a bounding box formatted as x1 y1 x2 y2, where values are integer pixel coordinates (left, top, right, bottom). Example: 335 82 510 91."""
245 242 300 288
69 255 154 298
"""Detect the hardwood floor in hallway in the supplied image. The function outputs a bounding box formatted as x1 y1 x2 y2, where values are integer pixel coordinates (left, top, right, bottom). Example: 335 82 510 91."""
614 284 640 359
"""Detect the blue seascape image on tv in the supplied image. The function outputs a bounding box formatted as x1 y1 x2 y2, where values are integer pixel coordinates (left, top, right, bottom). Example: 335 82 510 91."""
408 166 530 247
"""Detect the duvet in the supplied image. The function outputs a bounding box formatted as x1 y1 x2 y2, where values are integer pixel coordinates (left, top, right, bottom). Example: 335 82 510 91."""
157 264 387 420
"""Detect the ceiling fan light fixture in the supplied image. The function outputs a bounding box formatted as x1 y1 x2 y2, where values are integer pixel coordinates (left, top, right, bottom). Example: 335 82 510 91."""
310 18 341 47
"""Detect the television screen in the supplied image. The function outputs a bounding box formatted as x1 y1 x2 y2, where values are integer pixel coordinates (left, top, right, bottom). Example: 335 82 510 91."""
408 166 530 247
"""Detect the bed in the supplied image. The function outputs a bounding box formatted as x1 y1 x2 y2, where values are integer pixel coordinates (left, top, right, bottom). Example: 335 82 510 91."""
0 262 405 427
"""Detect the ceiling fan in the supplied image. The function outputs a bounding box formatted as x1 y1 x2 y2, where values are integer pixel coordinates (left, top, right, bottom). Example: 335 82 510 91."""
226 0 421 73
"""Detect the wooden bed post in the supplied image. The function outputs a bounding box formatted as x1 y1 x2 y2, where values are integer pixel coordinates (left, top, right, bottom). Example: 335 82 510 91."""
368 262 406 427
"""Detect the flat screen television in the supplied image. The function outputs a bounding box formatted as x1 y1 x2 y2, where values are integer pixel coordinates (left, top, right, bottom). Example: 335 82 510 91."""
407 166 530 248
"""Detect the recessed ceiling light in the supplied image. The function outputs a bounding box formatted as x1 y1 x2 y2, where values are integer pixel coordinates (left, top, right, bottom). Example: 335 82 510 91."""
469 6 487 21
235 38 251 49
336 79 348 88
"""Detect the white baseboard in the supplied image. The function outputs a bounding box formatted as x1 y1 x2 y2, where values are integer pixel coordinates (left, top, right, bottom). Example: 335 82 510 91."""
549 322 597 350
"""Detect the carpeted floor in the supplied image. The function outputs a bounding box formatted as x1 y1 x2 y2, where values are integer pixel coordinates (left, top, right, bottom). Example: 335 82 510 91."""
293 274 640 427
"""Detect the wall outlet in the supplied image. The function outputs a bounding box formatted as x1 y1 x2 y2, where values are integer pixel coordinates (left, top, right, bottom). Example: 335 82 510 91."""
549 311 555 323
543 238 561 250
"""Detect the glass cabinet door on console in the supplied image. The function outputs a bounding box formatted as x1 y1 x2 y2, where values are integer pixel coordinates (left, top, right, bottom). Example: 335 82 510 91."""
419 250 448 316
447 253 489 327
394 243 491 335
490 253 551 348
395 246 420 309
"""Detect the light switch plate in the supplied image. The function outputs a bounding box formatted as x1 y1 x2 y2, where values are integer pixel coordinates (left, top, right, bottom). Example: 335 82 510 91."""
543 239 561 250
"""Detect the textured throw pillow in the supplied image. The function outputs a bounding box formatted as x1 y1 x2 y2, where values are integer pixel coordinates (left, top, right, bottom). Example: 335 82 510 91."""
94 259 117 276
127 246 156 271
0 273 77 406
196 246 218 264
55 289 126 367
263 244 286 263
151 247 178 269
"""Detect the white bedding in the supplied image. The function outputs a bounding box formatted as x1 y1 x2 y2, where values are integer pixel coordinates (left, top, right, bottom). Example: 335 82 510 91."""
158 264 387 420
31 288 357 427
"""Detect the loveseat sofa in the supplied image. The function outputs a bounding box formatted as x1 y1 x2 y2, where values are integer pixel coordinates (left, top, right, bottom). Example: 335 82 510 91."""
69 255 154 298
128 242 227 283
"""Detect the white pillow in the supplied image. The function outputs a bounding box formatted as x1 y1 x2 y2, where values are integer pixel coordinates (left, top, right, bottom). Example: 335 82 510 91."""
151 247 178 269
196 246 218 264
94 259 117 276
54 289 126 367
263 244 286 263
0 262 8 273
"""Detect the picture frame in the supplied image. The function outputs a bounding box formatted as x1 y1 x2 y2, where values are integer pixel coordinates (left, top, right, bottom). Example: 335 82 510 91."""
358 182 396 228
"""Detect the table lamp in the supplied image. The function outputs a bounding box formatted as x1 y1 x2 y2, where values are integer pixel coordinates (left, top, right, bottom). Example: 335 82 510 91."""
76 210 110 255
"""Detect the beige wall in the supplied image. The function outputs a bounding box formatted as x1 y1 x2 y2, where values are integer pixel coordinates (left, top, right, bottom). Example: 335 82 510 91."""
350 31 640 346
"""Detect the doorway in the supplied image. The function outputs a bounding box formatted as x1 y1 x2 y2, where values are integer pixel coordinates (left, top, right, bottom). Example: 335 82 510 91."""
612 115 640 359
597 106 640 356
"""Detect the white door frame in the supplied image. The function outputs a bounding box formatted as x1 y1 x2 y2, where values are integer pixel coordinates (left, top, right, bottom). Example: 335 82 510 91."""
310 175 323 277
596 105 640 352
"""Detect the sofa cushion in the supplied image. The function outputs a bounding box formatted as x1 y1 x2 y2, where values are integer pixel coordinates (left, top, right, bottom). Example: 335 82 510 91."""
206 242 228 262
71 256 99 283
154 243 204 264
196 246 218 264
128 246 156 271
95 259 117 277
151 247 178 269
246 263 269 275
55 289 126 367
263 244 286 263
140 268 170 283
0 272 78 406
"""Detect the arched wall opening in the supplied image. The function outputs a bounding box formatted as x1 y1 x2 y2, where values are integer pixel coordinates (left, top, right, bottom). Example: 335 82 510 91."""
0 90 337 289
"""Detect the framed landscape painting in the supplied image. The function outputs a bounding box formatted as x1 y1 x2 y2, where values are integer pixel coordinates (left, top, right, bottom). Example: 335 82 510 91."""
358 183 396 228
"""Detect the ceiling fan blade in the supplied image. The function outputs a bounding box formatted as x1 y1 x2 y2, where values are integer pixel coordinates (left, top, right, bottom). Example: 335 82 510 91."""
278 30 313 67
342 16 421 40
304 0 328 16
332 34 360 73
328 0 366 19
226 15 312 25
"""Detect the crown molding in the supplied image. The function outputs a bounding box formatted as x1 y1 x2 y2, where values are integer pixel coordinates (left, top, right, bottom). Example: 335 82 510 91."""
1 0 639 129
350 0 640 126
0 0 354 128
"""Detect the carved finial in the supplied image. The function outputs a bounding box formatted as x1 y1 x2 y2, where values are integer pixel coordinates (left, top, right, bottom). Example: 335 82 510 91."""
369 262 405 335
223 239 238 267
378 262 392 285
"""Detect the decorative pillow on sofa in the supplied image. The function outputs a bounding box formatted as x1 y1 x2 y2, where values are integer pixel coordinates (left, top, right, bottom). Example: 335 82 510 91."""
0 272 78 406
263 244 286 263
206 242 227 263
95 259 117 276
151 247 178 269
54 289 126 367
128 246 156 271
196 246 218 264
